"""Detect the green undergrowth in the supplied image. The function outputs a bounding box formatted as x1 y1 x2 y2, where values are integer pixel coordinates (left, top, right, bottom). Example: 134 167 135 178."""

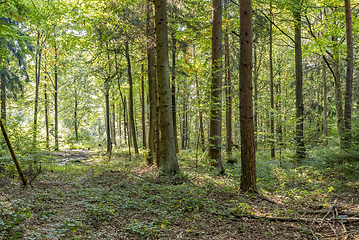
0 145 358 239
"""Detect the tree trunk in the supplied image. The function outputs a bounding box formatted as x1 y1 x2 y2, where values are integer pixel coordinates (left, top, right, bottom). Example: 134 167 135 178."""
154 0 179 175
74 95 78 142
147 0 156 165
33 32 41 147
333 38 344 146
181 82 187 149
294 3 305 159
125 42 139 155
193 46 205 152
322 57 328 146
105 91 111 153
112 101 116 145
1 70 6 121
0 118 28 186
253 43 258 150
269 12 275 159
239 0 256 192
344 0 353 144
54 48 59 151
225 26 233 158
171 32 179 153
209 0 224 172
44 81 49 148
141 52 146 149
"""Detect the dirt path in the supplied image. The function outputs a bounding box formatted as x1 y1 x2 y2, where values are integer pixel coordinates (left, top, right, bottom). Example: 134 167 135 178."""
50 149 90 165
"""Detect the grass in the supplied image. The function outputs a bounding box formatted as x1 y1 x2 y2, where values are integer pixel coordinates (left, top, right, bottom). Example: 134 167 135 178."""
0 145 358 239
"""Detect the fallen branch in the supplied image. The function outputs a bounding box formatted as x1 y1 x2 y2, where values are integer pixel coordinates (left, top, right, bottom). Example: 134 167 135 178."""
0 118 28 186
230 213 359 223
297 209 359 216
320 200 337 227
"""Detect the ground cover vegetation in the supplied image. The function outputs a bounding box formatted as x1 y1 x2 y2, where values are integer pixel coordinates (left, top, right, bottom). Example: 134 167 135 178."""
0 0 359 239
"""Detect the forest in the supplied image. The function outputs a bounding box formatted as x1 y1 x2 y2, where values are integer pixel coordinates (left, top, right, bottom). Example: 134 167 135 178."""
0 0 358 239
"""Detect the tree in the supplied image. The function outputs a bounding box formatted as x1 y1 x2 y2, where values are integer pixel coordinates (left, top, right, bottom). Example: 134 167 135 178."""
154 0 180 175
125 41 139 155
344 0 353 144
293 0 305 159
146 0 156 165
208 0 224 172
239 0 256 192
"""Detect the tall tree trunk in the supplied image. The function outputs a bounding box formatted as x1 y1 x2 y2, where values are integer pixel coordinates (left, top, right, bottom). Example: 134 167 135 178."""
333 38 344 146
105 91 111 153
154 0 179 175
44 81 49 148
225 25 233 158
253 43 258 149
33 32 41 147
171 32 179 153
239 0 256 192
193 46 205 152
269 12 275 159
105 44 111 153
181 82 187 149
54 47 59 151
74 95 78 142
209 0 224 172
125 41 139 155
294 3 305 159
147 0 156 165
344 0 353 144
1 70 6 121
112 101 116 145
322 57 328 146
141 52 146 149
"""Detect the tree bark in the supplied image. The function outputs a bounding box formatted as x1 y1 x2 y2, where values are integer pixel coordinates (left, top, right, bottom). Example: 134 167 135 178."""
147 0 156 165
239 0 256 192
74 94 78 142
225 25 233 158
54 47 59 151
294 3 305 159
1 70 6 121
0 118 28 186
269 12 275 159
125 41 139 155
154 0 179 175
333 38 344 146
112 101 116 145
253 44 258 150
44 81 49 148
193 46 205 152
209 0 224 172
171 32 179 153
105 91 111 153
344 0 353 144
33 31 41 147
141 52 146 149
181 81 187 149
322 57 328 146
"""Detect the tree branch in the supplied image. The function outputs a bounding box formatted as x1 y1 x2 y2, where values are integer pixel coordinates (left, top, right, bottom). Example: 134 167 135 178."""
257 9 295 43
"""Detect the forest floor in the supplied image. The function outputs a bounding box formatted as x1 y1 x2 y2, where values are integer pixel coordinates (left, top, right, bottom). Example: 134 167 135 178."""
0 148 359 239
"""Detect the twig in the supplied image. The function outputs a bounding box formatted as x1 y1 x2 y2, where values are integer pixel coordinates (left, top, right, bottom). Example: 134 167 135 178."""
340 221 348 240
329 222 338 239
320 200 337 227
